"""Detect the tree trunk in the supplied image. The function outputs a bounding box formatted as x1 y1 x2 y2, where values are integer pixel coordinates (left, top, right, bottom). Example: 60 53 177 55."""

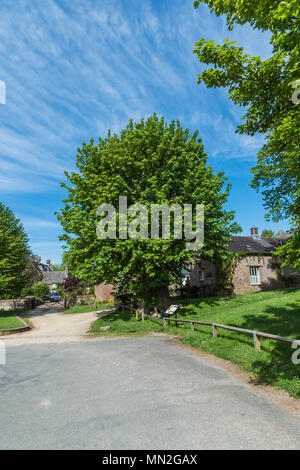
157 285 170 313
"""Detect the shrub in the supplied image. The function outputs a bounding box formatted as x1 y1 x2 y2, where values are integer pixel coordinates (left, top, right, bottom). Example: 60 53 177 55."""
20 286 33 297
31 282 50 301
62 276 81 308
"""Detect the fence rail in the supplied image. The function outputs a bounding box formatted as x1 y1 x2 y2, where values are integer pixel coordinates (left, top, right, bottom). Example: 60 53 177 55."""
117 303 299 352
157 316 298 351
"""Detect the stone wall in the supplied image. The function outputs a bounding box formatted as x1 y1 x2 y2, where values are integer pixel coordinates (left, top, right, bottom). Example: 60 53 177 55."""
189 259 217 292
95 283 115 301
0 297 35 312
75 294 96 305
189 256 300 296
231 255 300 295
231 255 282 295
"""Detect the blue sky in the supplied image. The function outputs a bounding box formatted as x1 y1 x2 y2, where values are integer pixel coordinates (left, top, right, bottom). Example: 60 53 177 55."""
0 0 289 264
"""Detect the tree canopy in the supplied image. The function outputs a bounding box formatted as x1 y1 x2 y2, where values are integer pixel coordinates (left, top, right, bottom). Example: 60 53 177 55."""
193 0 300 267
50 262 65 271
58 115 240 310
0 202 31 299
261 229 276 238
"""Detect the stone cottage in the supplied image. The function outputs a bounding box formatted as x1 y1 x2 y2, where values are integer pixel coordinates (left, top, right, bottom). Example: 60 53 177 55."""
37 257 68 292
187 228 300 296
94 228 299 302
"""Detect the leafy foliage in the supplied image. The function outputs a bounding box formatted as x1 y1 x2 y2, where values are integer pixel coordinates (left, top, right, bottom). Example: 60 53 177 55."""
261 229 276 238
0 202 31 299
58 115 240 310
50 262 65 271
23 251 42 287
275 227 300 269
62 276 80 293
62 276 81 307
193 0 300 266
31 281 50 301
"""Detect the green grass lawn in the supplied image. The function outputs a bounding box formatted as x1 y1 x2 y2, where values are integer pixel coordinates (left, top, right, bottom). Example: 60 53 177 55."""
63 301 115 314
90 288 300 398
0 309 26 330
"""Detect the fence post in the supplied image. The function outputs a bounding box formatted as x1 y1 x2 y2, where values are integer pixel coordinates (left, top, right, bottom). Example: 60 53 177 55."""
212 323 217 339
253 331 261 352
163 317 167 327
190 321 194 332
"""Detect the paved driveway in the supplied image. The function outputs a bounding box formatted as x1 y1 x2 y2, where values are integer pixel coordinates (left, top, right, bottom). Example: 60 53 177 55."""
0 337 299 449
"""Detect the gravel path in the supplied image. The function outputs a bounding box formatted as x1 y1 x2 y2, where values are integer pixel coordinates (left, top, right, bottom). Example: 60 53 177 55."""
3 304 110 346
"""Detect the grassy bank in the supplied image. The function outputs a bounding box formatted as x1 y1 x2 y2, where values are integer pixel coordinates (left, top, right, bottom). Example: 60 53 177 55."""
0 309 26 330
90 288 300 398
64 301 114 314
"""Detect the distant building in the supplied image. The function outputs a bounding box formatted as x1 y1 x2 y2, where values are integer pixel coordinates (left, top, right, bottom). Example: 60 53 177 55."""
186 228 300 296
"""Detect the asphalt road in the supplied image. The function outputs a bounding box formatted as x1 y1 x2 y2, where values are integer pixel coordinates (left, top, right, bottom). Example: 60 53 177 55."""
0 337 299 449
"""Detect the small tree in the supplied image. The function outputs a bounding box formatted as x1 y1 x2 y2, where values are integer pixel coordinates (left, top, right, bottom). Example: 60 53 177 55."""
0 202 31 299
23 251 42 286
50 262 66 271
261 230 276 238
62 276 81 307
31 282 50 302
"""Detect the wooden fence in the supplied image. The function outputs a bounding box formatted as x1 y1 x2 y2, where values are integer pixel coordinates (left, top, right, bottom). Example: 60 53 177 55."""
118 304 299 352
159 316 299 352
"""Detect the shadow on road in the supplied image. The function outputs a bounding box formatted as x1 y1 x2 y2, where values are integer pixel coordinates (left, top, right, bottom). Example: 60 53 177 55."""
23 302 65 317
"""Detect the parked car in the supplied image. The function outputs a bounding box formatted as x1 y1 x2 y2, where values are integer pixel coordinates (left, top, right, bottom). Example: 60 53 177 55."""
44 293 51 301
50 292 61 302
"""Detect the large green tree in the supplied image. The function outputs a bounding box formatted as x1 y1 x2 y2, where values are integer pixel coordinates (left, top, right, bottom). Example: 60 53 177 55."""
193 0 300 267
58 115 240 311
0 202 31 299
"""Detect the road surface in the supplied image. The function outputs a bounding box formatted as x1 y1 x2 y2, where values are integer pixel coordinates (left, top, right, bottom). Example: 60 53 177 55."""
0 337 299 449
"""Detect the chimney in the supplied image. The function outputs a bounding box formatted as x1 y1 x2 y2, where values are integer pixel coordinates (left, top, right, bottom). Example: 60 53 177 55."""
250 226 259 238
46 259 51 266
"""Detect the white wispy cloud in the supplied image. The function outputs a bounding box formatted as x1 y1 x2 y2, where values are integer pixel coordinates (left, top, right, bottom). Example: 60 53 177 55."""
30 241 62 248
21 217 60 229
0 0 276 258
0 0 271 196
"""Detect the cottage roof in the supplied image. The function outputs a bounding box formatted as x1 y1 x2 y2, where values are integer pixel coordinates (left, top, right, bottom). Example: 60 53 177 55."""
228 236 278 254
42 271 66 285
38 262 52 272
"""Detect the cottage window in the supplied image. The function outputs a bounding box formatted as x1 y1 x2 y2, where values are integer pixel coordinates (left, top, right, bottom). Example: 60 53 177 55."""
199 270 204 282
250 266 261 285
